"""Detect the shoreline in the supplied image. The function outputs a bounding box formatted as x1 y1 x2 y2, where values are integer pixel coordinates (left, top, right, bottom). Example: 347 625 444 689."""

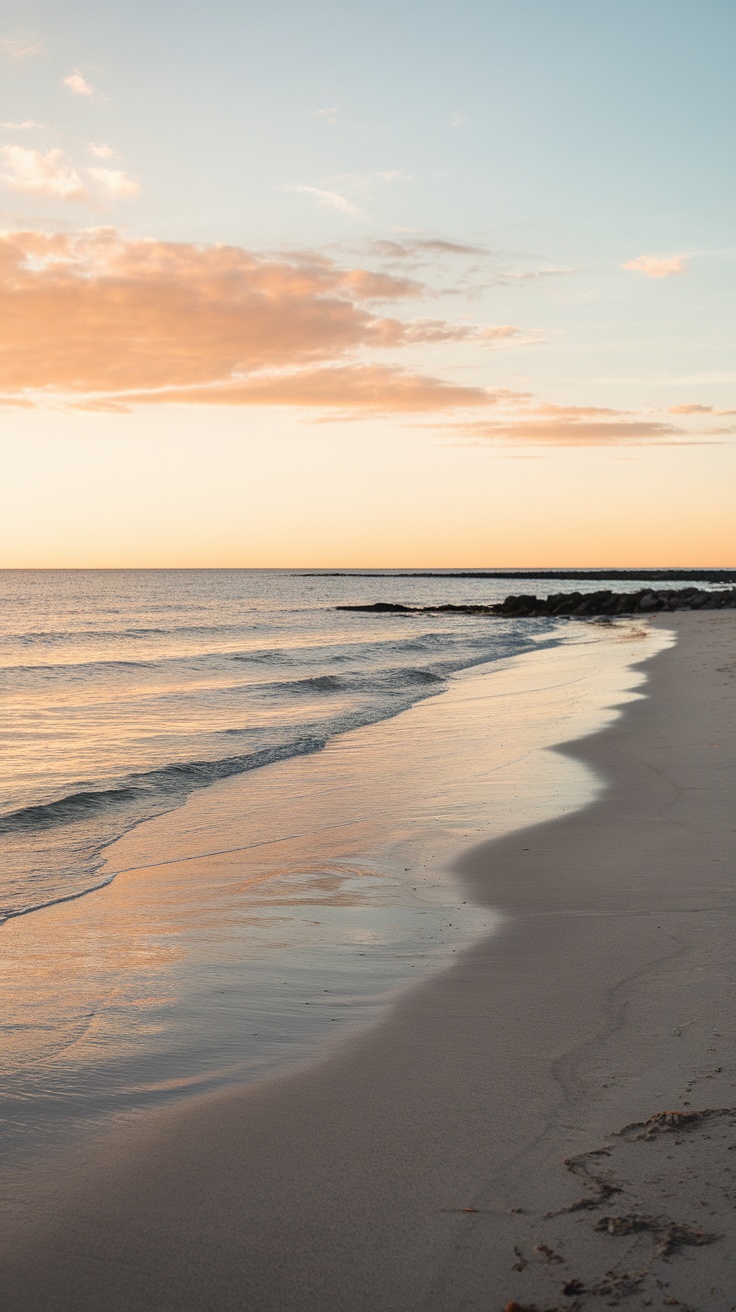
0 621 654 1174
3 613 736 1309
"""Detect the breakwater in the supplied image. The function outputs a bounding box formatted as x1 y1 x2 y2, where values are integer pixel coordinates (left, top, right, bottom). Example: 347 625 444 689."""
338 585 736 619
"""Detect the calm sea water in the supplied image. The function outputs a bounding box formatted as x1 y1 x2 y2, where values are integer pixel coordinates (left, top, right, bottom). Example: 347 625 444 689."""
0 568 665 924
0 569 677 1171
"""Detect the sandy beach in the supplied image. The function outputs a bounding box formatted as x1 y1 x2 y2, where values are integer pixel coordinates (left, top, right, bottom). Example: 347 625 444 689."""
2 610 735 1311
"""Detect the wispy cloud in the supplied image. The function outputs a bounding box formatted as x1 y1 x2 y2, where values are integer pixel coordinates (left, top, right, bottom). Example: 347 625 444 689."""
0 147 87 200
496 266 578 284
313 107 338 124
87 365 492 416
338 170 413 193
371 238 486 259
88 142 116 159
0 33 44 61
457 419 689 447
623 253 687 279
320 265 422 299
400 319 522 345
365 236 577 289
86 167 139 198
669 403 736 416
63 71 94 97
449 111 466 128
284 185 361 214
454 399 703 447
669 403 712 414
1 120 46 131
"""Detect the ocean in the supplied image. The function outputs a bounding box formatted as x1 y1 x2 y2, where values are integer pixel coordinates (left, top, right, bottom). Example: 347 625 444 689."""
0 569 673 1171
0 568 580 923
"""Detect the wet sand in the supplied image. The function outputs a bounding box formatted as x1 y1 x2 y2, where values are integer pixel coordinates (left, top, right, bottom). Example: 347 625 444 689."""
2 612 736 1311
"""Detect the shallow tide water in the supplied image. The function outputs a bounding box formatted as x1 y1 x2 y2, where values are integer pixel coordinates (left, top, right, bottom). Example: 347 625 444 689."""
1 568 568 921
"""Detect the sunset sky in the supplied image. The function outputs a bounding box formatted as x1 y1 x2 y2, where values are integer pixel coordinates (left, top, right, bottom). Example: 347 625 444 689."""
1 0 734 567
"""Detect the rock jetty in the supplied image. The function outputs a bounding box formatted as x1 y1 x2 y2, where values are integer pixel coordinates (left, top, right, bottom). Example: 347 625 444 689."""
492 586 736 617
338 586 736 619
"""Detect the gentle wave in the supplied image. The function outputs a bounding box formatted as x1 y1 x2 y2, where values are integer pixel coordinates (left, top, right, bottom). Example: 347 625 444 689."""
2 645 301 675
0 787 142 834
279 673 345 693
7 621 269 645
263 666 445 697
0 739 328 839
0 873 117 925
1 644 536 844
230 649 294 665
128 738 327 793
1 658 155 676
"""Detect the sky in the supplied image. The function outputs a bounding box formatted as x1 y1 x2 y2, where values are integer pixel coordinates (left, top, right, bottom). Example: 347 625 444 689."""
1 0 734 567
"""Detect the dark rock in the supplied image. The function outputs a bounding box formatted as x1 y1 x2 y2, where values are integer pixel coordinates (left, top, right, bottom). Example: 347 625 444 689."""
336 585 736 620
336 602 412 612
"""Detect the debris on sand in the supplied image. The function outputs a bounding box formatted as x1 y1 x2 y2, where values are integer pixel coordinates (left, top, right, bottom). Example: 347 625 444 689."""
619 1106 736 1140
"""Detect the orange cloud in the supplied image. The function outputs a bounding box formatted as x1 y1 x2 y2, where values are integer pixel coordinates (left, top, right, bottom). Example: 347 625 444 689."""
454 401 700 447
1 228 708 442
525 404 626 421
0 228 514 410
76 365 492 414
668 403 736 416
623 253 687 278
400 319 521 345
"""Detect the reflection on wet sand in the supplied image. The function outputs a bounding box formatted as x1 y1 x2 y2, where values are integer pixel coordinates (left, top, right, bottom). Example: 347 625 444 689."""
0 622 670 1175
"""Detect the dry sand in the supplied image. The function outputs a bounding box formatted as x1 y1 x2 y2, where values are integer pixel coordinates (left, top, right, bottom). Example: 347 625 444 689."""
2 611 735 1312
